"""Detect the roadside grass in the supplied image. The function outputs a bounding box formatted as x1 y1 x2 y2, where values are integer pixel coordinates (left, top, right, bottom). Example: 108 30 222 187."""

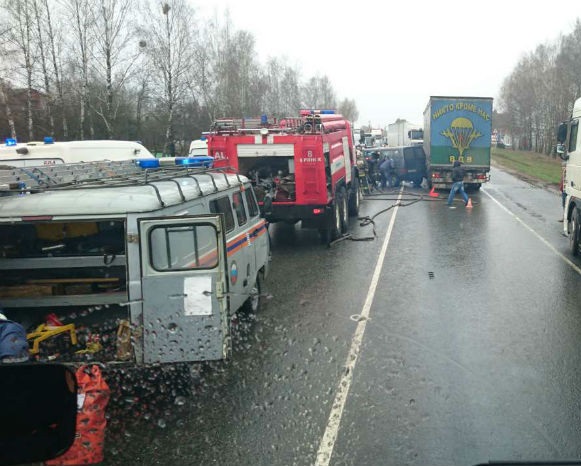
491 147 562 185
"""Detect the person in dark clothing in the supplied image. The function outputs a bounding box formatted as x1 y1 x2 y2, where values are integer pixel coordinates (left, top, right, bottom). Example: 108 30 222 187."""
167 141 176 157
379 157 396 189
365 151 380 190
447 160 470 207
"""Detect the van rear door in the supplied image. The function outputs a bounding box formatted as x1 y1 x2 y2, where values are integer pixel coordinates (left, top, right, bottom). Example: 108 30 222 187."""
139 215 229 364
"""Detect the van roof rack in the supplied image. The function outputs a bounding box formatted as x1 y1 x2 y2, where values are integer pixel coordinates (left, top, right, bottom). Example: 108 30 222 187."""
0 159 244 207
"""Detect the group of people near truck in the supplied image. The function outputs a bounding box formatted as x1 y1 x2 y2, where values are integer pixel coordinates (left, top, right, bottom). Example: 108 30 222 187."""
357 148 396 191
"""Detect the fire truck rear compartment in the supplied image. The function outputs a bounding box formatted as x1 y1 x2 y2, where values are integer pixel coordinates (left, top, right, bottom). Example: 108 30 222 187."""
238 156 296 203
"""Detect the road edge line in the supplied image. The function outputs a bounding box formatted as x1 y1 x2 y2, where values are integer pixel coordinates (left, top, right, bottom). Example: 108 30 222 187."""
314 189 404 466
482 188 581 276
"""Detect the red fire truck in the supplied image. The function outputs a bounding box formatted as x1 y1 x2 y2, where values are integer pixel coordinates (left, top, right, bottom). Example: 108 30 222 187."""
206 111 360 243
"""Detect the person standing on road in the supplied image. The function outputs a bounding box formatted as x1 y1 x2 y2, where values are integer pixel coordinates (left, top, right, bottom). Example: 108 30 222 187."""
379 156 395 190
366 151 380 190
447 160 471 207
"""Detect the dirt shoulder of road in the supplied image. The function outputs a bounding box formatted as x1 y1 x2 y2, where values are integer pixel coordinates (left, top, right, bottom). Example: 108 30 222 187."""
491 159 561 195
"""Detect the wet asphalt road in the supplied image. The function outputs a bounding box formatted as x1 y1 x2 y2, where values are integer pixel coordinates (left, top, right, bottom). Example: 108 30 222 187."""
104 167 581 465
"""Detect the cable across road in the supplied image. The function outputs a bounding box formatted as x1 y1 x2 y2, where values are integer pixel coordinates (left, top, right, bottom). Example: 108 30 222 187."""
329 188 479 246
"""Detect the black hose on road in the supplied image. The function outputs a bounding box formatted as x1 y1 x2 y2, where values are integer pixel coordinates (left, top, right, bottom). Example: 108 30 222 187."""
329 187 480 247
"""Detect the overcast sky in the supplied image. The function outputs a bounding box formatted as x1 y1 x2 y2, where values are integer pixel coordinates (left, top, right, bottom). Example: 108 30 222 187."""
194 0 580 129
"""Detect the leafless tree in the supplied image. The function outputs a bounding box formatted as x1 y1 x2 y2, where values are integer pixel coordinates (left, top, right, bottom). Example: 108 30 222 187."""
0 1 357 145
500 20 581 154
31 0 54 135
0 17 17 139
279 64 301 116
42 0 68 138
63 0 94 139
92 0 141 138
141 0 195 151
0 78 16 139
301 75 337 110
5 0 36 140
338 98 359 123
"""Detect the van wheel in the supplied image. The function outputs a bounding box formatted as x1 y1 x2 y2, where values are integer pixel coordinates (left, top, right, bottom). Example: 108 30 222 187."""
339 187 348 233
242 273 262 313
348 179 360 216
569 208 580 256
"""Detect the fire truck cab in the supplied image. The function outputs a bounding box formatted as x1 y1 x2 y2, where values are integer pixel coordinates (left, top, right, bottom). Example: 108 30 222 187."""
207 111 360 244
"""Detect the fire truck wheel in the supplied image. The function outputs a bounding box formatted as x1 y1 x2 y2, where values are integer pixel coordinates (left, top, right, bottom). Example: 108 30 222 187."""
319 227 330 245
569 208 580 256
339 187 348 234
319 199 341 244
348 179 360 216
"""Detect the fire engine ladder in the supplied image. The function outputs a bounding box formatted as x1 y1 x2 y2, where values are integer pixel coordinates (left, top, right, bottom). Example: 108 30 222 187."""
0 160 244 208
213 118 265 133
213 116 306 134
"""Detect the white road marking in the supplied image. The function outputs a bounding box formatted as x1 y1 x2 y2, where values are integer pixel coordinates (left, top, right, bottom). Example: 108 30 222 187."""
482 188 581 276
314 190 404 466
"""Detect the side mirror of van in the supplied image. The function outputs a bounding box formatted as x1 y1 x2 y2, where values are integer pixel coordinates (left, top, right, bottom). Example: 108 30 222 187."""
0 363 77 465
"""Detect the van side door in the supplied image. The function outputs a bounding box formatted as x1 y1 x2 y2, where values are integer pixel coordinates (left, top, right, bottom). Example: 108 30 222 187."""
139 215 229 364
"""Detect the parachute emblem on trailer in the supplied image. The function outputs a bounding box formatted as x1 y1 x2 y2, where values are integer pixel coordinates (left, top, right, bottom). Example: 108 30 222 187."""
441 117 482 159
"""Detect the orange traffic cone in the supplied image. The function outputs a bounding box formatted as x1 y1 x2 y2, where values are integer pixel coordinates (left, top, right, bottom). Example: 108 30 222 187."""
466 198 473 209
429 186 439 198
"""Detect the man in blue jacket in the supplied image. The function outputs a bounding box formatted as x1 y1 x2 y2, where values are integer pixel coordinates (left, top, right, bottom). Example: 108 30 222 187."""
447 161 471 207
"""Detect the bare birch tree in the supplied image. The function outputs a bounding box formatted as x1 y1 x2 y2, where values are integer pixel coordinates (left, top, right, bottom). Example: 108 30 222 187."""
0 78 16 138
301 75 336 110
141 0 195 151
338 98 359 122
6 0 36 140
0 1 356 143
279 64 301 116
41 0 68 138
63 0 94 139
190 22 218 121
31 0 54 135
0 18 17 138
92 0 141 138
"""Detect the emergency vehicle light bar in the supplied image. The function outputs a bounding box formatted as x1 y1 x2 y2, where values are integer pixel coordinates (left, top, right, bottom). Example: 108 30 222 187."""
136 159 160 168
299 109 335 116
175 156 213 168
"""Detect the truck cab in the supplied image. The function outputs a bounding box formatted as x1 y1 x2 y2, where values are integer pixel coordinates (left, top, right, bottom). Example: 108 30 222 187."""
558 96 581 255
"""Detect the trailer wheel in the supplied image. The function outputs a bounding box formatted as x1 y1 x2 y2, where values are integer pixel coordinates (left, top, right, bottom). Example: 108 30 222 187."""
339 187 348 234
569 208 580 256
348 178 361 216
